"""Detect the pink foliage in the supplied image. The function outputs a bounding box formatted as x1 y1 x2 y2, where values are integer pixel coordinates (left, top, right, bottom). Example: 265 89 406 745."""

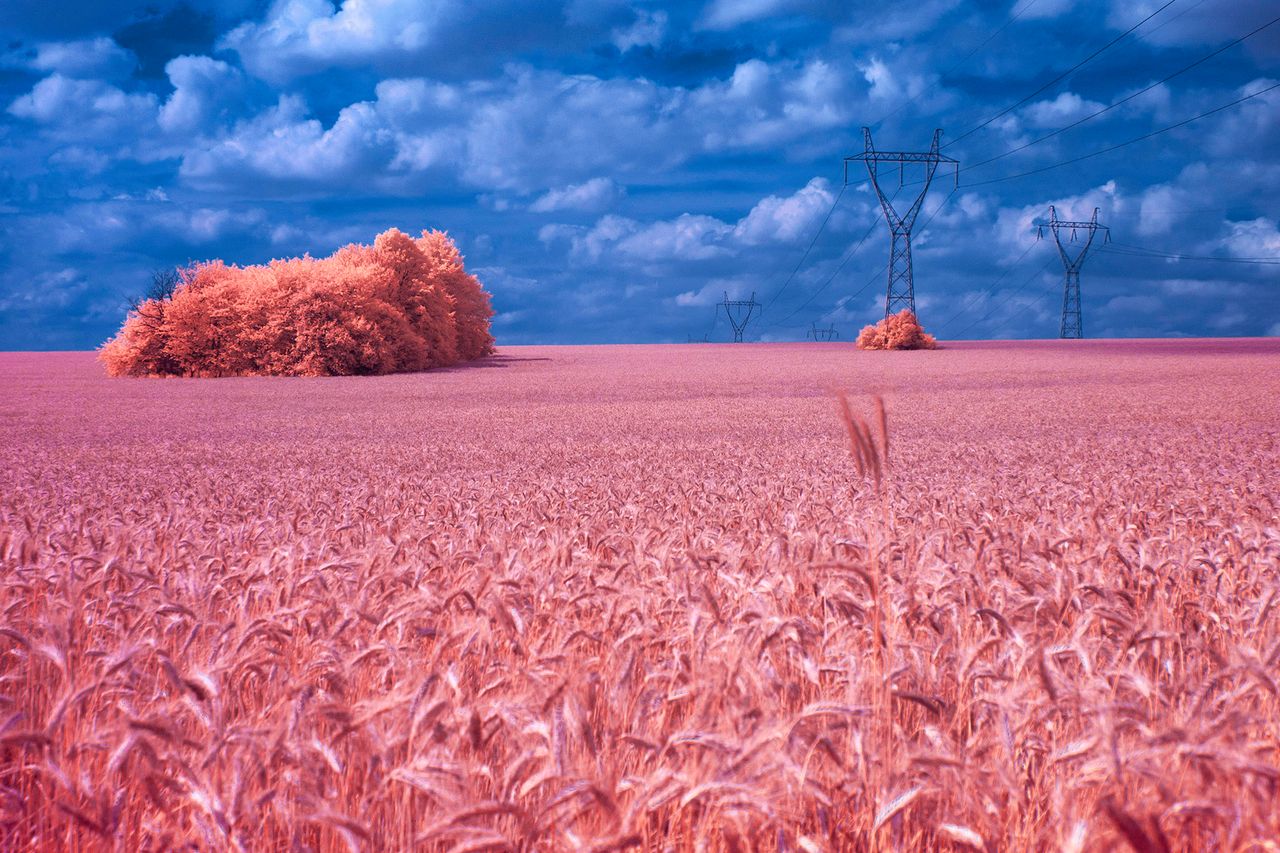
855 309 938 350
100 229 494 377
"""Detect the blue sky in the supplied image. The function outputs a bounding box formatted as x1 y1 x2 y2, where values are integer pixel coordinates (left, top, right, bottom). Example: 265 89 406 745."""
2 0 1278 348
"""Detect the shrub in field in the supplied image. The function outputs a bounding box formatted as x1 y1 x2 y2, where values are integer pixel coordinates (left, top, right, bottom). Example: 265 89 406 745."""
99 229 494 377
856 309 938 350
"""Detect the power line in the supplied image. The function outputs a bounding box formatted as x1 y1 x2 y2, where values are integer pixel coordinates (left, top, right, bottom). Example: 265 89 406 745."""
935 241 1039 334
944 0 1180 150
949 257 1058 339
771 187 960 330
870 0 1047 131
1109 239 1280 261
963 80 1280 187
998 271 1067 339
1143 0 1209 39
762 183 847 309
963 12 1280 173
1099 242 1280 265
764 220 880 327
849 128 960 317
763 186 901 327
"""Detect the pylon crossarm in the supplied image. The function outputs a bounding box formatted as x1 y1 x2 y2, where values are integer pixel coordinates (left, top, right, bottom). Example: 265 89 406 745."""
848 151 958 164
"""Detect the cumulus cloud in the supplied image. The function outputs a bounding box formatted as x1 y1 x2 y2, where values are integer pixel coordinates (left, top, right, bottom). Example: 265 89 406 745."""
218 0 447 82
159 55 245 133
733 178 835 244
8 74 157 138
28 37 136 78
530 178 624 213
1022 92 1107 127
543 179 843 265
219 0 583 82
1137 181 1195 237
180 94 401 191
993 181 1125 261
174 58 859 195
1223 218 1280 258
860 57 918 103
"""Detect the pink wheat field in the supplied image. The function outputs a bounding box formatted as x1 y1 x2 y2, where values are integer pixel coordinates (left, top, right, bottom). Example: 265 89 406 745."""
2 339 1279 852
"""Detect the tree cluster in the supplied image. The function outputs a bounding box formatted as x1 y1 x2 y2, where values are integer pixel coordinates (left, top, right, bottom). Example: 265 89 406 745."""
101 229 494 377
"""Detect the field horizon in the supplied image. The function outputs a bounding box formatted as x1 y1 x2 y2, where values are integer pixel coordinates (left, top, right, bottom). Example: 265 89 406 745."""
3 339 1279 850
8 335 1280 357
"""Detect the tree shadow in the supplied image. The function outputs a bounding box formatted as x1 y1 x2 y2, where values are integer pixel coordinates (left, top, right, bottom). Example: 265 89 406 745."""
431 353 553 373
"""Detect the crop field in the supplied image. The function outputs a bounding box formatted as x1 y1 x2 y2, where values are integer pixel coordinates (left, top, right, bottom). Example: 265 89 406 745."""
2 339 1279 851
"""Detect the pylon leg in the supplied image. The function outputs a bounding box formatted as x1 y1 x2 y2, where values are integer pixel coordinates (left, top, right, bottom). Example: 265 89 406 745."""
1060 270 1082 339
886 230 915 316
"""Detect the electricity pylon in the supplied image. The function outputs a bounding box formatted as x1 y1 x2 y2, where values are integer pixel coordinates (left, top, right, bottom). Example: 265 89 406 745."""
806 322 838 341
718 292 760 343
1037 206 1109 339
846 128 958 318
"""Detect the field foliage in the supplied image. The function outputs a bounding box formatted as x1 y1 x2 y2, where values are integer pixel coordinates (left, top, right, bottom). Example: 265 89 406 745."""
2 341 1279 851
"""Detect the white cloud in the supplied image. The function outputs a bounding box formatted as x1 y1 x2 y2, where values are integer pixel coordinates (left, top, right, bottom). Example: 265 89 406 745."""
1023 92 1106 127
159 56 244 134
8 74 157 138
543 179 844 265
612 9 667 51
219 0 447 82
617 213 734 261
1223 218 1280 258
733 177 834 244
1137 182 1193 237
993 181 1125 260
180 94 400 189
674 278 755 307
173 59 858 194
699 0 794 30
29 38 135 79
861 57 907 102
530 178 624 213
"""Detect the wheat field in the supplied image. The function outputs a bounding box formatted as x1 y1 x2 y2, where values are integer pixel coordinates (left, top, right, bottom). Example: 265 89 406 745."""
2 340 1279 851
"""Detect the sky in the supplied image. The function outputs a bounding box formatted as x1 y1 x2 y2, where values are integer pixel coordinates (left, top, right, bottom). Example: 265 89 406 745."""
2 0 1278 349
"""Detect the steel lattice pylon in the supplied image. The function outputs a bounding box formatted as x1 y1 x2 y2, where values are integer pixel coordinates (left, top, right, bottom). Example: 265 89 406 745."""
718 291 760 343
846 128 958 318
806 321 838 341
1038 206 1110 339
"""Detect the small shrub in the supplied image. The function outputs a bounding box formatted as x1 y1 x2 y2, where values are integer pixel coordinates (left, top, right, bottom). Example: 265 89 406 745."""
856 309 938 350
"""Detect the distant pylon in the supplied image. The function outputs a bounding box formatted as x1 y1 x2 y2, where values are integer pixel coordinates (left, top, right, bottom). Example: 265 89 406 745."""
718 291 760 343
847 128 959 318
1037 206 1110 339
806 321 838 342
686 333 709 343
